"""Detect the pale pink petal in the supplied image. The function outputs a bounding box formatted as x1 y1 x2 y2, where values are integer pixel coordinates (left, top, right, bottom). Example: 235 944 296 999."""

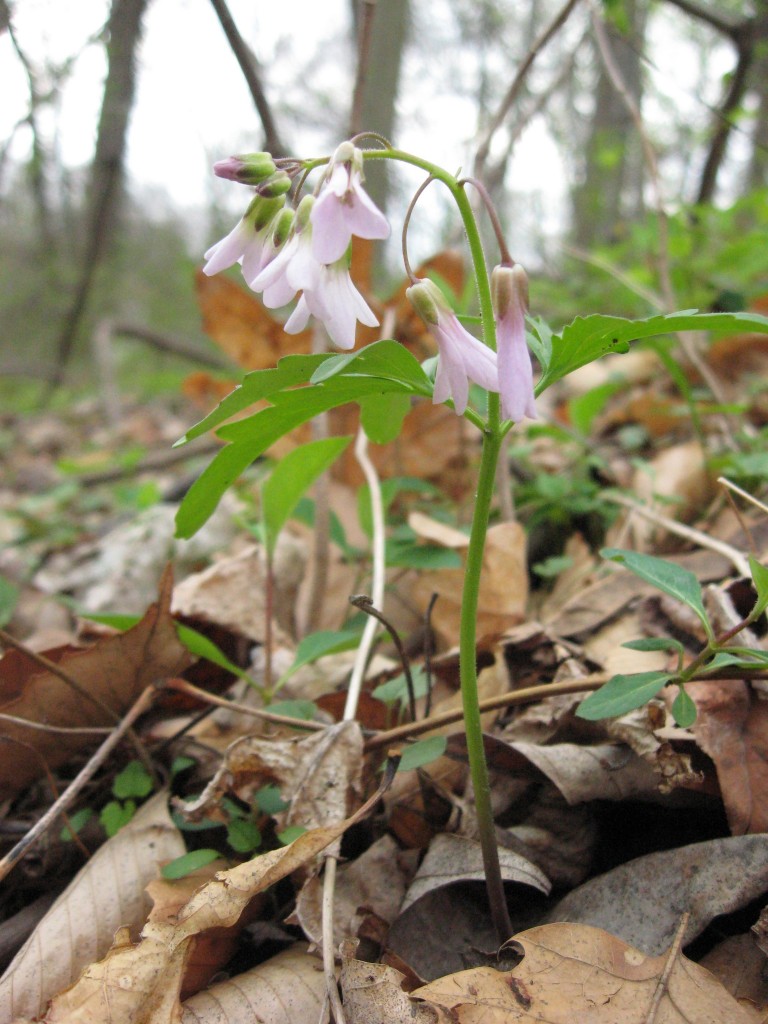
311 194 353 264
203 219 252 276
284 296 312 334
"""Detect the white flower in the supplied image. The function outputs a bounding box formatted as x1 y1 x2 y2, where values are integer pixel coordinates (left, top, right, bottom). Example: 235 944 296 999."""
285 262 378 350
407 279 499 416
311 141 390 264
202 198 284 282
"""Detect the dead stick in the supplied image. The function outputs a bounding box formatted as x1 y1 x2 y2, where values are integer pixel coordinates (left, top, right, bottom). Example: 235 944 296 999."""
644 912 690 1023
0 686 156 883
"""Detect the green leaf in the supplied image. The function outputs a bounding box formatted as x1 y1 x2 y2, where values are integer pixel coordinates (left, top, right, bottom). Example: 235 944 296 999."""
309 339 432 392
532 555 574 579
112 761 154 799
262 436 352 557
748 555 768 620
176 377 416 538
100 800 137 837
372 666 429 707
161 848 221 879
537 310 768 393
227 818 262 854
255 784 289 815
397 735 448 771
576 671 673 720
385 542 462 570
0 575 19 628
60 807 94 842
622 636 685 657
277 825 307 845
278 629 361 687
360 391 411 444
171 812 224 832
602 547 712 637
671 687 697 728
264 699 317 721
176 353 330 445
567 380 625 435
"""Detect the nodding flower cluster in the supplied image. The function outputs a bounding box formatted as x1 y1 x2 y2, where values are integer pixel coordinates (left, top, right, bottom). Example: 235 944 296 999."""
204 141 389 351
204 141 536 422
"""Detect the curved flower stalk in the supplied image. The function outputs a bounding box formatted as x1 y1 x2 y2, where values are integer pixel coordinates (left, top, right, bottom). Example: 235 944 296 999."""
311 141 391 264
406 278 499 415
491 263 537 423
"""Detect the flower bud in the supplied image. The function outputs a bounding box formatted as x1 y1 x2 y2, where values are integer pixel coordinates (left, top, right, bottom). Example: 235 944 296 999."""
294 194 315 232
214 152 276 185
491 263 529 321
255 169 292 198
406 278 451 326
270 207 295 248
244 195 284 231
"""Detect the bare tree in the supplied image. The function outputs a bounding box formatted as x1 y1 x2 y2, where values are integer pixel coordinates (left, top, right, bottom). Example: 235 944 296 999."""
49 0 150 386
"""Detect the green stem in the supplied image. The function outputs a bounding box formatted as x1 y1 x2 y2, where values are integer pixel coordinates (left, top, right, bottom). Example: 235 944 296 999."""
459 427 511 941
360 145 511 939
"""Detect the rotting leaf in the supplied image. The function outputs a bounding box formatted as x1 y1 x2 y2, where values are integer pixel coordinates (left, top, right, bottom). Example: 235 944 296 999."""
413 922 755 1023
0 567 191 800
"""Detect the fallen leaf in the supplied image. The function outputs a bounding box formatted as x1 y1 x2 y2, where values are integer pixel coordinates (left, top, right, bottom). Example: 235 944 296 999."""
195 270 312 369
33 785 386 1024
0 568 191 799
410 519 528 646
687 678 768 834
544 833 768 956
0 793 185 1023
699 933 768 1016
180 944 327 1023
294 835 412 951
341 951 440 1024
413 921 754 1022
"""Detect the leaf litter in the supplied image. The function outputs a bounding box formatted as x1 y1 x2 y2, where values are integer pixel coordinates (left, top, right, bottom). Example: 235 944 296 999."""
3 268 768 1023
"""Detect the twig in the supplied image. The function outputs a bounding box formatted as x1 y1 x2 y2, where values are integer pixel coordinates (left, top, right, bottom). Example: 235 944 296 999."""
0 686 156 883
208 0 286 155
717 476 768 519
474 0 582 180
604 491 751 577
423 593 439 718
165 678 326 731
0 714 111 735
644 912 690 1023
349 595 417 723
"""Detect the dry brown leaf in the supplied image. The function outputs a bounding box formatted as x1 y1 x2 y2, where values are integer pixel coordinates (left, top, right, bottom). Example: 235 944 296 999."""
413 921 754 1022
0 567 191 800
180 944 326 1024
294 835 412 951
410 518 528 646
182 720 363 834
688 679 768 834
194 270 312 369
699 933 768 1017
341 952 440 1024
0 793 185 1023
544 834 768 957
31 793 382 1024
171 539 303 646
629 441 716 551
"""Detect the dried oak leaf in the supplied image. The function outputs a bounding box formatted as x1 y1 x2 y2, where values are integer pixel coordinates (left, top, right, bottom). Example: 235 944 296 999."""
0 567 191 800
412 922 754 1023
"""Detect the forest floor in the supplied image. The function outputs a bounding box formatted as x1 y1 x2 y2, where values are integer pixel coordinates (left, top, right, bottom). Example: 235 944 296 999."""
1 268 768 1023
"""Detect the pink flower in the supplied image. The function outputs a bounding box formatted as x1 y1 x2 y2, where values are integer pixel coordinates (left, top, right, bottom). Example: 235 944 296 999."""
311 142 390 264
250 196 321 308
285 262 378 350
407 279 499 416
492 264 537 423
202 197 285 282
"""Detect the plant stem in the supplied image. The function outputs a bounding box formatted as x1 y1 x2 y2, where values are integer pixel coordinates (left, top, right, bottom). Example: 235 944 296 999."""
459 427 512 943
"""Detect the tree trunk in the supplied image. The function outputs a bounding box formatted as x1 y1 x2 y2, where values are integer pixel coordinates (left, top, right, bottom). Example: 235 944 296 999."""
349 0 410 212
50 0 150 385
571 0 648 248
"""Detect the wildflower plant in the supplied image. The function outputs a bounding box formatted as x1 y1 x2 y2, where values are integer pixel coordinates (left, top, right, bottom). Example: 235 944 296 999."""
176 136 768 942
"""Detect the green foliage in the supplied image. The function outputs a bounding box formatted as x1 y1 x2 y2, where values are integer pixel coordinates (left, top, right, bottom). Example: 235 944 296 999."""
175 341 433 538
372 666 429 709
100 799 138 837
277 629 362 688
601 547 713 639
748 555 768 620
261 436 352 558
112 760 154 800
60 807 94 842
397 735 448 772
161 849 221 880
0 576 19 628
576 671 673 720
264 700 318 721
